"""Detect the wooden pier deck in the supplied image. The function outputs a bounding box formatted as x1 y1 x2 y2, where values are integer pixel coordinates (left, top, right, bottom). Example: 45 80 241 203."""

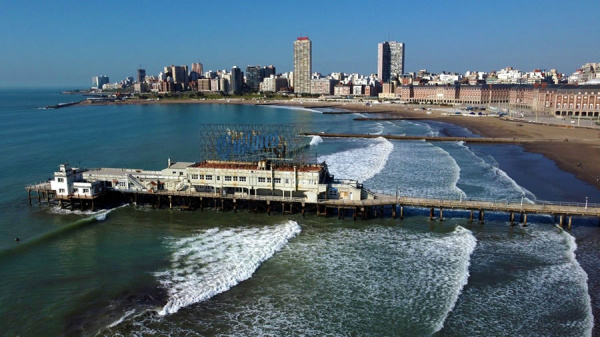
318 193 600 228
26 184 600 229
301 132 566 144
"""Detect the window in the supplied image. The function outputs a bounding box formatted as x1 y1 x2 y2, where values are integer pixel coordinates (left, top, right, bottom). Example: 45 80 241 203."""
258 177 266 183
216 176 220 181
267 178 272 183
233 176 238 181
285 179 289 184
191 174 199 179
57 178 64 182
205 175 212 180
179 172 183 176
239 177 246 182
224 176 232 181
59 188 65 193
172 171 177 174
83 189 90 193
119 181 126 187
274 178 281 184
73 188 78 193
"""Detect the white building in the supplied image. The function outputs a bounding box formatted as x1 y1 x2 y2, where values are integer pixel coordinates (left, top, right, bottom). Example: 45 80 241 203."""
51 159 370 203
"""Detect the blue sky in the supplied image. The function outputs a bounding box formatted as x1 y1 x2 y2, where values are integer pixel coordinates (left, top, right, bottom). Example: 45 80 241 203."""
1 0 598 88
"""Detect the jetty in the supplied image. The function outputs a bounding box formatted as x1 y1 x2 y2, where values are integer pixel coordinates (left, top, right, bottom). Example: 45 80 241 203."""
44 101 82 109
301 132 564 144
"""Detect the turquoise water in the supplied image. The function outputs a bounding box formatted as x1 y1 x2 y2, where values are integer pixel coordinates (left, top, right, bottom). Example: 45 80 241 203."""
1 88 599 336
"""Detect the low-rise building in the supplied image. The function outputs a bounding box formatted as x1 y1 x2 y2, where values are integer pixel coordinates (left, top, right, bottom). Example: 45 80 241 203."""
310 78 335 95
333 84 351 96
49 159 370 203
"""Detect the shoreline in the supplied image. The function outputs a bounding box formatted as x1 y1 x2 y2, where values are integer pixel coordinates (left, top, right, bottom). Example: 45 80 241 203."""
83 98 600 191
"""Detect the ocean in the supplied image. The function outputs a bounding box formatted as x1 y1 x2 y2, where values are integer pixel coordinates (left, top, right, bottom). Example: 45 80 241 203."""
1 88 599 336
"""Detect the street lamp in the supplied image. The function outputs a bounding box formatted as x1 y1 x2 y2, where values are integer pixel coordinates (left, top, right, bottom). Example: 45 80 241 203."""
521 193 524 206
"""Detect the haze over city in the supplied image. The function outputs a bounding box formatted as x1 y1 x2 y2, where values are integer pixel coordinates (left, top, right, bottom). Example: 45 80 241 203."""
1 0 599 88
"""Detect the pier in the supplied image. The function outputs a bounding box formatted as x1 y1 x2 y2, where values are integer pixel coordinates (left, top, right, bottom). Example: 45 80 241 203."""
27 181 600 230
318 194 600 230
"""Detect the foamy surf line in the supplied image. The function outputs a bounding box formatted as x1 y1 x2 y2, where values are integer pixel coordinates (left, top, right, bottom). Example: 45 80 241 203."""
433 226 477 333
318 137 393 183
155 221 301 316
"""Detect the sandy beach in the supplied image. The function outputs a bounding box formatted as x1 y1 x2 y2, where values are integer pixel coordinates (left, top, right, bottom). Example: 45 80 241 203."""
87 98 600 190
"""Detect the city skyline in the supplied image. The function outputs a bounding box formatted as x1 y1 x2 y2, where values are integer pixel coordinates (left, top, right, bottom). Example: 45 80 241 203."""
1 0 599 88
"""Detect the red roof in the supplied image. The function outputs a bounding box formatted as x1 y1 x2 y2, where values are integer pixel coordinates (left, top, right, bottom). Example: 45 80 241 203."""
297 37 309 41
192 161 323 172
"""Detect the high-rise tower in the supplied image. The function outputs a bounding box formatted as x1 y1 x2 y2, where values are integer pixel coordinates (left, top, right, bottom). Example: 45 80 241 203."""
137 68 146 83
294 37 312 94
246 65 263 92
378 41 405 82
229 66 243 94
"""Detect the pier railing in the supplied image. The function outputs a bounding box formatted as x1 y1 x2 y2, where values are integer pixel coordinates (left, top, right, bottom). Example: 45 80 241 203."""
319 192 600 217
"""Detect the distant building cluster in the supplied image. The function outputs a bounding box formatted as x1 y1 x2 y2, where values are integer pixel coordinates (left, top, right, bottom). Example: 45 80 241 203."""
89 37 600 118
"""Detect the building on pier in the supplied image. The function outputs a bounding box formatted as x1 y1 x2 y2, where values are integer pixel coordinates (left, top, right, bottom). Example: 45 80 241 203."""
46 159 370 204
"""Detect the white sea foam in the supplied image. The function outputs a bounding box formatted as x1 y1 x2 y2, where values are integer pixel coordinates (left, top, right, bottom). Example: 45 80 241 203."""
47 203 128 217
135 224 479 335
108 309 137 328
365 140 464 198
309 135 323 146
432 226 477 333
446 142 536 202
441 223 593 336
371 122 384 135
206 224 478 335
155 221 301 315
318 137 394 183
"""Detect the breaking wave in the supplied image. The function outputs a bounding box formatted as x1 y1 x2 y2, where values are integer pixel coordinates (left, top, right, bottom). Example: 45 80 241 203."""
318 137 394 183
309 135 323 146
154 221 301 315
